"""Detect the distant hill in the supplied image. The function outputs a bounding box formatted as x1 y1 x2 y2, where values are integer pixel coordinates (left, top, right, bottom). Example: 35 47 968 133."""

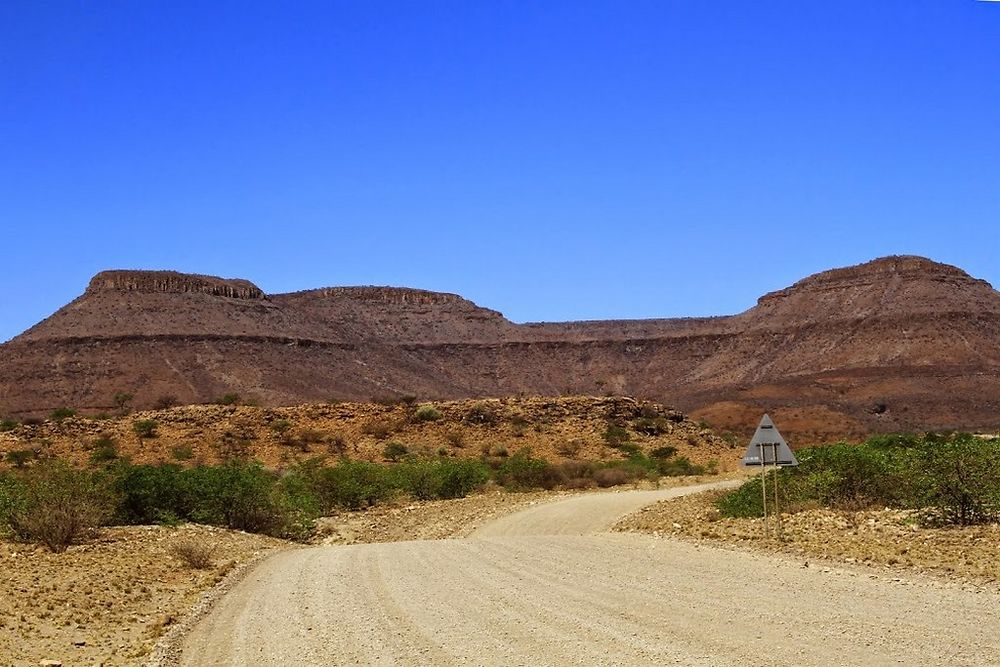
1 256 998 442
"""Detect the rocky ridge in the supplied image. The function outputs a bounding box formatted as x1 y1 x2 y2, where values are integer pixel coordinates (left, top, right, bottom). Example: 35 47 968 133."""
1 256 998 441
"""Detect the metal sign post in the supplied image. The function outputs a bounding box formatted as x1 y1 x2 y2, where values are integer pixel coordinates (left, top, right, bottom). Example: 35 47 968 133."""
741 415 798 539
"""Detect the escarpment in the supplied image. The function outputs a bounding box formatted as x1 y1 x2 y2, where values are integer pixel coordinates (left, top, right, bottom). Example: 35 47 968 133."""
86 270 266 299
2 256 998 441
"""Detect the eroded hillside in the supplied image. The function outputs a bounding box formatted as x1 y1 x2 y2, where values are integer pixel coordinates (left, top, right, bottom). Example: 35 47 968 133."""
2 256 998 441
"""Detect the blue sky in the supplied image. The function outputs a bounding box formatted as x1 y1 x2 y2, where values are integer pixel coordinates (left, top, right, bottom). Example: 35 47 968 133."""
2 1 998 342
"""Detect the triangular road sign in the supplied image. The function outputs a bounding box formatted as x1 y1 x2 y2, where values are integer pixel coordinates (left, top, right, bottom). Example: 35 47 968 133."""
741 414 798 467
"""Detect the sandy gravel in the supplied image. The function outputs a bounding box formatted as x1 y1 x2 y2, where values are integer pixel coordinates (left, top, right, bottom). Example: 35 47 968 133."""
616 490 1000 586
179 481 1000 666
0 525 284 666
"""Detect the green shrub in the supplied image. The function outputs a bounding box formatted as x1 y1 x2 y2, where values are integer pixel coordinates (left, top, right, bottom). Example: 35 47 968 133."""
311 461 395 510
171 444 194 461
133 419 159 439
0 472 23 535
110 461 318 538
632 417 671 436
186 462 315 537
5 450 35 468
215 393 241 406
609 442 641 456
270 419 292 435
602 423 629 447
0 420 17 432
914 434 1000 526
383 442 409 462
390 459 490 500
495 449 563 491
5 461 115 552
650 446 678 459
113 464 190 525
715 433 1000 525
113 392 133 413
89 442 119 466
154 395 180 410
49 407 76 422
658 455 706 477
414 405 442 422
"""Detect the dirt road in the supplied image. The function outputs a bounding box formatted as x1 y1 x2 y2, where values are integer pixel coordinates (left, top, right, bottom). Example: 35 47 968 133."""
179 483 1000 666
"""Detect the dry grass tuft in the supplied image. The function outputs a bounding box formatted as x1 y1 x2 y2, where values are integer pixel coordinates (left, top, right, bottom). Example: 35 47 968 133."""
171 538 218 569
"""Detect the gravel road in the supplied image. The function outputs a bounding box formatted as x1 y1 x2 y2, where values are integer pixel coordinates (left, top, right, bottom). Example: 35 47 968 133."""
180 482 1000 666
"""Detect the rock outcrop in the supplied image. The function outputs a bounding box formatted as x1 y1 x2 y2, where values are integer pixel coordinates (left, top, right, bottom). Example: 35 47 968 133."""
1 256 998 441
87 270 265 299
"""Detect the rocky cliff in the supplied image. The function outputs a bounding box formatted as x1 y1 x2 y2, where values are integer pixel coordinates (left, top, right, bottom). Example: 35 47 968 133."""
1 256 997 441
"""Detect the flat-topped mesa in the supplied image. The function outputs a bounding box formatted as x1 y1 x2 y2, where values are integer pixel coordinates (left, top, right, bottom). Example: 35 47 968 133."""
280 286 476 308
86 270 265 300
743 255 1000 328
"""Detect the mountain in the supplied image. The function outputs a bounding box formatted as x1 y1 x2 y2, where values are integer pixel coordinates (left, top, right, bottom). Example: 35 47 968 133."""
1 256 998 441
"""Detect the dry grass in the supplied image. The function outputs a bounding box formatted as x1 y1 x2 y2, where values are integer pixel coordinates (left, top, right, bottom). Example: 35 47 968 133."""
171 538 218 569
0 525 286 665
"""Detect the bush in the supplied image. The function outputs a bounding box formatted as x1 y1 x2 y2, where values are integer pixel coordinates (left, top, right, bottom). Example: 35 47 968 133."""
0 420 17 432
5 450 34 468
383 442 409 461
657 455 706 477
114 464 191 525
602 423 629 447
650 446 678 459
632 417 671 436
495 449 563 491
5 461 115 552
715 433 1000 525
915 434 1000 526
0 472 21 534
465 403 499 426
111 462 318 538
215 393 241 406
171 444 194 461
270 419 292 435
154 395 180 410
49 407 76 422
310 461 394 510
414 405 442 422
362 419 397 440
556 439 583 458
189 462 316 538
171 539 217 569
133 419 159 439
593 467 631 488
391 459 491 500
89 442 119 466
113 392 133 413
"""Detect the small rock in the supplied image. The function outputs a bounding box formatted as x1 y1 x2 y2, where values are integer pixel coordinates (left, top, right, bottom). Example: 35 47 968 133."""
39 661 62 667
72 638 87 647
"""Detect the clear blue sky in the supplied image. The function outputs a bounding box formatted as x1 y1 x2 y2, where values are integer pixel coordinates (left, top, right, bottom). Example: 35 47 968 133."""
2 1 999 342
